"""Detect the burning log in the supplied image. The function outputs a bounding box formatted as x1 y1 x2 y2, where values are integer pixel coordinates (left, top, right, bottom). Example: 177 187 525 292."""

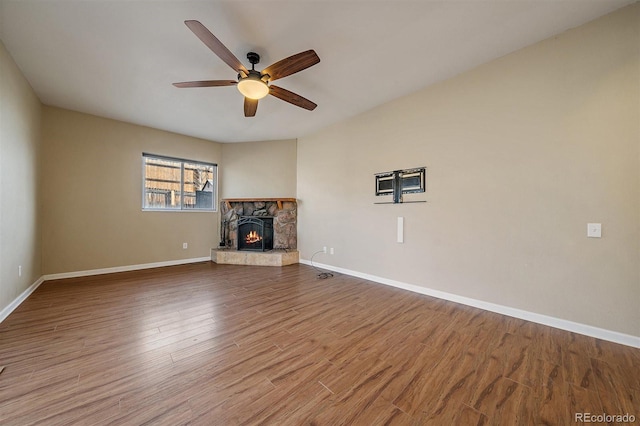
245 230 262 244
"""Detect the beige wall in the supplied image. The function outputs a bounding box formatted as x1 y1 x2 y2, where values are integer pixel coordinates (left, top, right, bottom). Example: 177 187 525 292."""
41 107 222 274
0 41 42 312
220 139 297 199
297 5 640 336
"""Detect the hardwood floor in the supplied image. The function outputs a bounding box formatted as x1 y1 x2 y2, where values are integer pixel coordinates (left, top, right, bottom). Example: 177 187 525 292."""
0 262 638 425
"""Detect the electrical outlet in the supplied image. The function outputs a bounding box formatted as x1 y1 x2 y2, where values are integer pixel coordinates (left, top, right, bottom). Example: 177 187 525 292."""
183 242 188 249
330 248 334 255
323 246 327 253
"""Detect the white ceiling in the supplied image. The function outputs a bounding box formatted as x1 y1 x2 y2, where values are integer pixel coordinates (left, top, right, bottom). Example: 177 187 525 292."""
0 0 633 143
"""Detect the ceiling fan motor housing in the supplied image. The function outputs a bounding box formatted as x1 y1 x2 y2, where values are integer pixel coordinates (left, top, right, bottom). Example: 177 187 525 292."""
241 52 270 82
246 52 261 67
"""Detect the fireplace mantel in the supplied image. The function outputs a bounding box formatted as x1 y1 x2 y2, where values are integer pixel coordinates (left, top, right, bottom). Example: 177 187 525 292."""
222 198 296 210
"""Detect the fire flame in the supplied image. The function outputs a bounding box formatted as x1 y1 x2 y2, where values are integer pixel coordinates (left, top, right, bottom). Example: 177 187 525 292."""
245 230 262 244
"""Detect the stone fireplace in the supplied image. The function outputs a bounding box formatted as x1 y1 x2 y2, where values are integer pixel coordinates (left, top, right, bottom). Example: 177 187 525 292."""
219 198 297 250
212 198 299 266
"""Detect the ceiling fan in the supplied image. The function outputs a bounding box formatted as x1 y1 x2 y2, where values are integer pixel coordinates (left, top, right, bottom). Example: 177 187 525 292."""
173 20 320 117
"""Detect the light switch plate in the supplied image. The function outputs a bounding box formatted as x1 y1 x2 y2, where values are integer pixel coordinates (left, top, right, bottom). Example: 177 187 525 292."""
587 223 601 238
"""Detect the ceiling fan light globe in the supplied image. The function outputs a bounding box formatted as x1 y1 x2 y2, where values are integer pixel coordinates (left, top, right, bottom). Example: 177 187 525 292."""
237 76 269 100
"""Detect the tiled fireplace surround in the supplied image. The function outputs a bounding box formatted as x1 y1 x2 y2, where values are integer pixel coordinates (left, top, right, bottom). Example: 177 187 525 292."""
210 198 299 266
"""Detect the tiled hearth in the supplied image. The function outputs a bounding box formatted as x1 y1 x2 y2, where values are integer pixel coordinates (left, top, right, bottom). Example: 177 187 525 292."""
210 248 299 266
211 198 299 266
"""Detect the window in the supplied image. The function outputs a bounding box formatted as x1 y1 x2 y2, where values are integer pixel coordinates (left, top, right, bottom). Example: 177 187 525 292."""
142 153 217 211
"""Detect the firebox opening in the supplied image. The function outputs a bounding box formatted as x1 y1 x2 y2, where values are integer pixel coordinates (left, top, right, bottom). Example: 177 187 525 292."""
237 216 274 252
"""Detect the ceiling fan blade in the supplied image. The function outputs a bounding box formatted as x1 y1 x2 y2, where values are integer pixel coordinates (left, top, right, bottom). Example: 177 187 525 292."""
262 50 320 82
244 97 258 117
184 20 249 75
173 80 237 88
269 85 317 111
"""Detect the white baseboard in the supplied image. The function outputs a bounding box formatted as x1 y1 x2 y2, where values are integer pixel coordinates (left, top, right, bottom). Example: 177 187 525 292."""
0 277 45 323
42 257 211 281
300 259 640 348
0 257 210 323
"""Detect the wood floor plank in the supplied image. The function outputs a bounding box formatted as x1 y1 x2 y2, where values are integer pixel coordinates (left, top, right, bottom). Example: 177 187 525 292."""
591 357 638 414
241 381 334 425
454 404 489 425
105 398 193 426
393 340 467 416
0 262 637 425
470 376 535 424
529 359 565 425
562 349 596 391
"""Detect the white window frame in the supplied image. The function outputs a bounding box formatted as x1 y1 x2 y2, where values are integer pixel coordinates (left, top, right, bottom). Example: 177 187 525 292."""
142 153 217 212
